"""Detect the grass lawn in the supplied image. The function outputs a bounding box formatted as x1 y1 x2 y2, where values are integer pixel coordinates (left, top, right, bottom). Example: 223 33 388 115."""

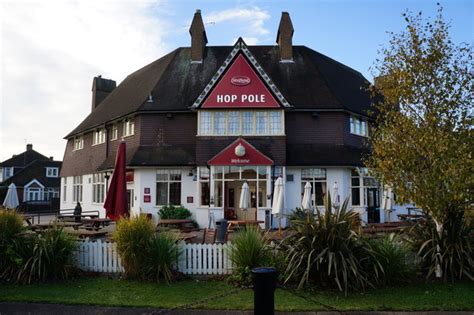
0 277 473 311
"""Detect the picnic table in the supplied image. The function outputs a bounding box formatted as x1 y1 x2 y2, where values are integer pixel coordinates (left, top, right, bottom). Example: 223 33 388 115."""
397 214 427 221
178 232 197 242
30 221 83 231
158 219 194 231
227 220 264 230
58 214 99 222
65 229 108 239
82 218 112 230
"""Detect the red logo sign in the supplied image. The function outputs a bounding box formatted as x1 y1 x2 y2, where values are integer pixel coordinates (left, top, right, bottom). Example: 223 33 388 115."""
208 138 273 166
231 76 251 86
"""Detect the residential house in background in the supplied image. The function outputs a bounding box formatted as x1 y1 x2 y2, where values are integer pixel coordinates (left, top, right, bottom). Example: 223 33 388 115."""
0 144 62 210
60 10 410 226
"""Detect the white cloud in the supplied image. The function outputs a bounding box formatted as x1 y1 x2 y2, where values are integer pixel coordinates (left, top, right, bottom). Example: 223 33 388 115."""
205 7 271 45
0 0 171 161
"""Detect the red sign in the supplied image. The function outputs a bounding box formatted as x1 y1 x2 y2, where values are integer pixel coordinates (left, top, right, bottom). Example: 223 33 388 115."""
202 54 280 108
208 137 273 166
144 188 150 194
126 170 134 182
144 195 151 203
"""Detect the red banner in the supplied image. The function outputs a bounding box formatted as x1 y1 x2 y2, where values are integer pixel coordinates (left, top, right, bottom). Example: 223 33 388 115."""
202 54 280 108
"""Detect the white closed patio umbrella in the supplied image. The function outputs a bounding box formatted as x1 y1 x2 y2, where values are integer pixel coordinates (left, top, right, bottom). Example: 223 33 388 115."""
332 181 340 210
239 182 250 220
271 177 284 234
382 185 393 222
301 181 312 214
3 183 19 210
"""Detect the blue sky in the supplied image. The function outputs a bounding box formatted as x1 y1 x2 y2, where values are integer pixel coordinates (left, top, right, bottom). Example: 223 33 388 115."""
1 0 472 161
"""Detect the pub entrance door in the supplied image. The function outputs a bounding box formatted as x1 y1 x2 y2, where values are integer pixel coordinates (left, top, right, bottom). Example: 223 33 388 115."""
366 188 380 223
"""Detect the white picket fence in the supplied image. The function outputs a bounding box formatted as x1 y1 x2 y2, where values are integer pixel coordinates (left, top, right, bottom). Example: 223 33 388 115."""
74 240 233 275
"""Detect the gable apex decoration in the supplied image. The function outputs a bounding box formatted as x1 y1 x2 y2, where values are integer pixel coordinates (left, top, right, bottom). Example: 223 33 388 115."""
192 38 291 108
208 137 274 166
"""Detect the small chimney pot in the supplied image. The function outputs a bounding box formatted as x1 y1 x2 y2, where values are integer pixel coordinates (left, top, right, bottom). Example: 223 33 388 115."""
26 144 33 151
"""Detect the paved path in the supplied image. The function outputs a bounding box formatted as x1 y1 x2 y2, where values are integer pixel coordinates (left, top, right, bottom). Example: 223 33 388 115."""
0 303 472 315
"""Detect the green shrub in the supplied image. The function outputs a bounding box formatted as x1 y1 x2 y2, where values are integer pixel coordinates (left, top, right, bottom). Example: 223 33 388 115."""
409 207 473 281
146 232 181 283
114 216 181 283
282 195 380 294
114 215 155 279
17 227 77 284
365 233 413 284
288 207 308 223
229 226 270 285
0 209 25 281
159 205 192 220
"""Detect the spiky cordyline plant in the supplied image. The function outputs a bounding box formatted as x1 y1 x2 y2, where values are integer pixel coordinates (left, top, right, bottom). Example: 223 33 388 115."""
283 195 381 294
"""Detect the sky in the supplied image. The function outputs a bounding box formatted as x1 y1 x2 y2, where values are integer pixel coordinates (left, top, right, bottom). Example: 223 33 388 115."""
0 0 472 162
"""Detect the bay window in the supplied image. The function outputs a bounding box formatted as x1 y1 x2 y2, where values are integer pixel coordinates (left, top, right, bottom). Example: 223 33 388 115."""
198 110 284 136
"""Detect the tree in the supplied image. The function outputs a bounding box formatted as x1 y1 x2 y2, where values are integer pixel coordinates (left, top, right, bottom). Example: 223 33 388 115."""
367 5 473 280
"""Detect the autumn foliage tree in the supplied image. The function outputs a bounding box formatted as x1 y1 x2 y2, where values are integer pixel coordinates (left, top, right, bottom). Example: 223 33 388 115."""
367 5 473 280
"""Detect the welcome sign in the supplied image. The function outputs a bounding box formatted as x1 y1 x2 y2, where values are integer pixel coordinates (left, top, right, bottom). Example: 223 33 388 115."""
202 54 280 108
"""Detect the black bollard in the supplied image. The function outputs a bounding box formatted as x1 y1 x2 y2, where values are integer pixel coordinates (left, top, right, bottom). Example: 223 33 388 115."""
252 267 277 315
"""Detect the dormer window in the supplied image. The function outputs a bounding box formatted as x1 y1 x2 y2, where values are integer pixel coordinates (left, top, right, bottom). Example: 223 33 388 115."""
92 128 106 145
350 116 368 137
73 136 84 150
123 119 135 137
46 167 59 178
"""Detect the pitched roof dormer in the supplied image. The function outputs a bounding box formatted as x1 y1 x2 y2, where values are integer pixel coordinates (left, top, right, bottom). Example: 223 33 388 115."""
192 38 291 109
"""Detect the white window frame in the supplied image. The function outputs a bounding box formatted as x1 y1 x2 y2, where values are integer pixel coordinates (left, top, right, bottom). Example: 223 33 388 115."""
4 167 13 179
73 175 83 203
123 119 135 137
351 168 379 207
92 173 105 204
92 128 106 145
111 124 118 141
198 110 284 136
73 136 84 150
156 169 182 206
197 166 210 207
301 168 327 206
350 116 369 137
46 167 59 178
63 177 67 202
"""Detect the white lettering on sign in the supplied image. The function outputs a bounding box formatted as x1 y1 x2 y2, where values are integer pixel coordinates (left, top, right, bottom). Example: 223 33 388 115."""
231 158 250 164
216 94 266 103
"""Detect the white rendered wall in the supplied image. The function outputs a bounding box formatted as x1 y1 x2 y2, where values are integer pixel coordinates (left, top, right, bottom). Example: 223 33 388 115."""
60 175 106 218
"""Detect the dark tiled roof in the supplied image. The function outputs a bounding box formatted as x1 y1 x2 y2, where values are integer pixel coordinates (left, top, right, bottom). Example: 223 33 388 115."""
67 45 372 137
97 145 196 170
1 160 62 187
0 149 49 167
286 144 370 166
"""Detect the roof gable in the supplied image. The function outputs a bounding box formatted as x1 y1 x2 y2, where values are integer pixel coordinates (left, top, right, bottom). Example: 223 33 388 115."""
0 150 49 167
193 38 290 109
208 137 273 166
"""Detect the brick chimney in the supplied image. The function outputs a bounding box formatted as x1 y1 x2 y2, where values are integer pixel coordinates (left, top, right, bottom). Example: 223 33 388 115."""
26 144 33 151
189 9 207 63
276 12 294 62
91 75 116 111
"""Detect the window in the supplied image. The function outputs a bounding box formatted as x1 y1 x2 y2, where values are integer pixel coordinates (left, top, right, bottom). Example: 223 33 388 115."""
92 173 105 204
63 178 67 202
111 124 118 140
92 128 106 145
301 168 327 206
4 167 12 179
27 188 42 201
213 112 225 135
351 168 379 206
227 111 240 135
198 110 284 136
46 167 59 178
156 169 181 206
350 116 369 137
123 119 135 137
44 188 59 200
73 175 83 203
73 136 84 150
198 167 210 206
200 112 212 135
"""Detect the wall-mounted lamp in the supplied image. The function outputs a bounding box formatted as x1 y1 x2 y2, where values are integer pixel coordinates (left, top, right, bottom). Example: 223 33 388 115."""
166 113 173 119
311 112 319 119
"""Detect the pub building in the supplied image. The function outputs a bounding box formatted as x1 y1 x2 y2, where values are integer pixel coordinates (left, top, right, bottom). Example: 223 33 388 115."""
60 10 410 227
